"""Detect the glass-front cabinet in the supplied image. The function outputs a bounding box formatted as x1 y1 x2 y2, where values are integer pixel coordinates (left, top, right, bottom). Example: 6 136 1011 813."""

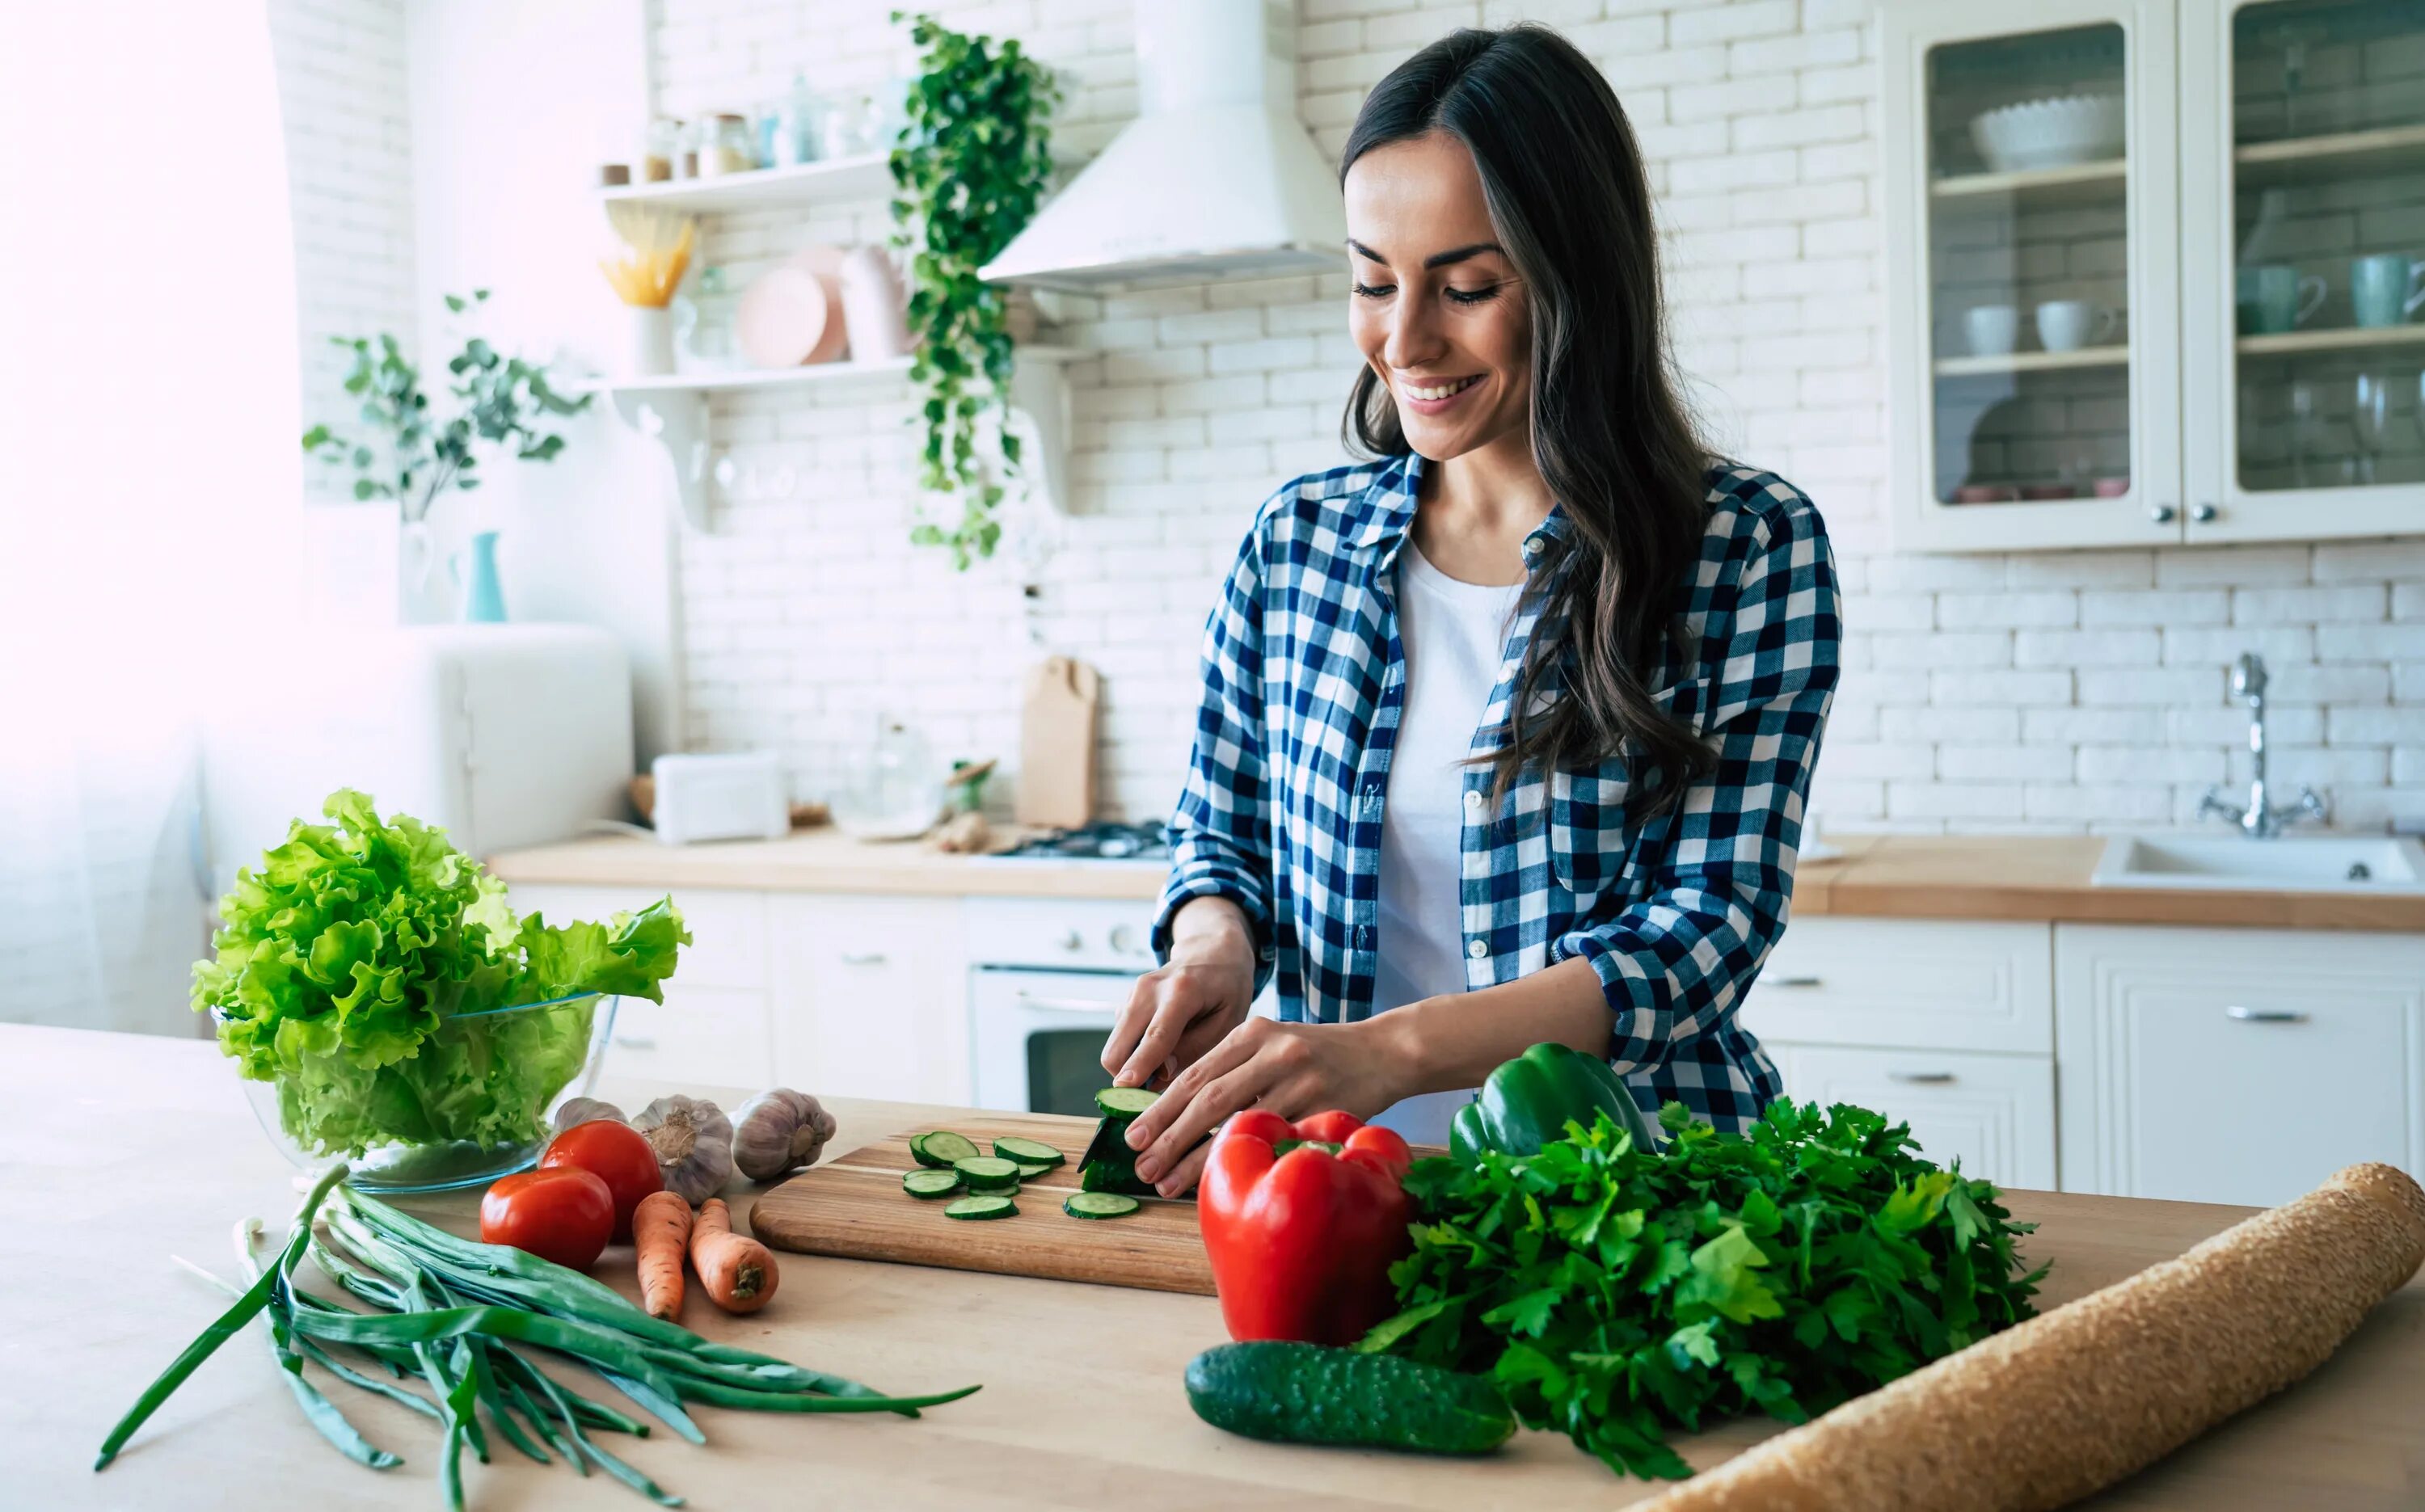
1887 0 2425 549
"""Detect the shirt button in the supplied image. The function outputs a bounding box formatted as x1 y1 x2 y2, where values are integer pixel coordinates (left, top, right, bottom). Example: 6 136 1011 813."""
1462 790 1483 813
1466 938 1487 959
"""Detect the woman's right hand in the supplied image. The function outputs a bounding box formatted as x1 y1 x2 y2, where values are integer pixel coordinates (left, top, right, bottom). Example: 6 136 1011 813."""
1100 899 1258 1089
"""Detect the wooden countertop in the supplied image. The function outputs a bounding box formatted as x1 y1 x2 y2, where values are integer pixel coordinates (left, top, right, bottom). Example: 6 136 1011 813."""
488 829 2425 930
1795 834 2425 930
487 827 1165 901
11 1024 2422 1510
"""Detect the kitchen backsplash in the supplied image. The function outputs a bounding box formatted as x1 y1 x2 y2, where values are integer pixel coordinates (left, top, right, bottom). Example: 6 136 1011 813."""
268 0 420 508
275 0 2425 835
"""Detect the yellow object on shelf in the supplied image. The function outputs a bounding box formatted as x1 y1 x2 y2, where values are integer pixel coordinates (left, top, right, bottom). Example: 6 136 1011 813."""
600 204 697 309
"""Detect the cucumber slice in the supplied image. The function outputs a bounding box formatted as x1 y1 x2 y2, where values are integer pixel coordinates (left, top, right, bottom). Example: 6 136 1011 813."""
1063 1192 1141 1219
1094 1086 1161 1118
913 1131 981 1169
954 1156 1023 1192
993 1135 1066 1166
1013 1160 1058 1180
944 1194 1017 1221
902 1169 961 1199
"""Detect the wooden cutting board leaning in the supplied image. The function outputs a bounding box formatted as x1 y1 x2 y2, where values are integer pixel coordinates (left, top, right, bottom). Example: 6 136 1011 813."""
751 1110 1445 1293
1014 655 1099 829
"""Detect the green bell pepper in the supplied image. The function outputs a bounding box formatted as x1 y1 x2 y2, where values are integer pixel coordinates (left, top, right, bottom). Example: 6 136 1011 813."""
1449 1042 1660 1161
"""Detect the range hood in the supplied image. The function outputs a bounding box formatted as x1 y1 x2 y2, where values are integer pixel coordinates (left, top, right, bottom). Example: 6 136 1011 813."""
981 0 1346 291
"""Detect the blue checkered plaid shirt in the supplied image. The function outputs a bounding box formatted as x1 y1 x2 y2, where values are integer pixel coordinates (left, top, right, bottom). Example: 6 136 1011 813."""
1152 451 1841 1132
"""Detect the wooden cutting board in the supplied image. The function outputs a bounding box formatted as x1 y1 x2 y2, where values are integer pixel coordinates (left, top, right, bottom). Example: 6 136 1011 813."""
1014 655 1099 829
749 1111 1217 1294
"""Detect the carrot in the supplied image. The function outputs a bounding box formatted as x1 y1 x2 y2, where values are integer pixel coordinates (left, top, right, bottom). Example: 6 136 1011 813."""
632 1190 693 1321
690 1197 780 1314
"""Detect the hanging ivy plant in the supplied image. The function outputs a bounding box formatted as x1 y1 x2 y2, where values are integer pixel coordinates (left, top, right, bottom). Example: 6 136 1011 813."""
888 11 1061 568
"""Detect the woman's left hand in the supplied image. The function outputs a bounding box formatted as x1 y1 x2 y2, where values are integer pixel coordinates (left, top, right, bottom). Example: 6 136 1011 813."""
1124 1015 1410 1198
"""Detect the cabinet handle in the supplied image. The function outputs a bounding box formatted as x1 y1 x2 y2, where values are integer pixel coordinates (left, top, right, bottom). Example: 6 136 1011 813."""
2149 503 2177 524
1887 1071 1955 1085
1014 992 1121 1015
838 951 888 966
613 1034 659 1050
2225 1004 2307 1024
2191 503 2218 524
1769 974 1824 988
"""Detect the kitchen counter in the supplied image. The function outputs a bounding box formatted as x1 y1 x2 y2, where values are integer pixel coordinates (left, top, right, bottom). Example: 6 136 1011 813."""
487 827 1165 901
9 1023 2421 1510
489 829 2425 929
1794 833 2425 930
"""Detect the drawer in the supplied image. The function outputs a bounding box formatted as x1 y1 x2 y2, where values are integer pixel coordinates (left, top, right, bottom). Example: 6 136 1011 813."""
599 986 774 1093
1742 918 2053 1054
771 895 969 1103
505 883 767 992
1767 1043 2057 1190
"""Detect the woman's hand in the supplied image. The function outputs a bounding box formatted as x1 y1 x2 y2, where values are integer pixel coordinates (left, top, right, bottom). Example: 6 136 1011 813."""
1101 896 1260 1093
1123 1015 1413 1198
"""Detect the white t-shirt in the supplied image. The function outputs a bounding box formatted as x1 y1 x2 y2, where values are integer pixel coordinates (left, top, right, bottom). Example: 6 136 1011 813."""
1369 541 1524 1147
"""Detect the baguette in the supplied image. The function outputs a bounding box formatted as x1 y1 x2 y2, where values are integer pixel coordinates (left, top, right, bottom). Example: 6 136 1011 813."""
1640 1162 2425 1512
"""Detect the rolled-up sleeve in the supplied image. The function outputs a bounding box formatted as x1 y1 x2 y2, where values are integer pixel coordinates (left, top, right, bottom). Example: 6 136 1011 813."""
1556 495 1841 1072
1153 525 1279 991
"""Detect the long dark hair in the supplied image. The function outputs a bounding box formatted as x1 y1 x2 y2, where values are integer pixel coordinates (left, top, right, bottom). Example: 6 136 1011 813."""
1342 24 1715 811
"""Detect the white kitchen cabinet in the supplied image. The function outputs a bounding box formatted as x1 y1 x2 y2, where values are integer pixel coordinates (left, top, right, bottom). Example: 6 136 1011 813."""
1744 918 2060 1189
2055 923 2425 1206
770 894 968 1105
1765 1044 2059 1190
1747 918 2054 1053
504 882 776 1089
1883 0 2425 550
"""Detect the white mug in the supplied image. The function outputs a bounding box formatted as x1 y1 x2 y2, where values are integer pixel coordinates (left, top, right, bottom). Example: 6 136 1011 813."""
2035 299 2119 352
1965 305 2019 356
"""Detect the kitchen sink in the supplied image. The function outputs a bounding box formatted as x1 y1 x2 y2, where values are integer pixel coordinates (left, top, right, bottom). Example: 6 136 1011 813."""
2091 833 2425 893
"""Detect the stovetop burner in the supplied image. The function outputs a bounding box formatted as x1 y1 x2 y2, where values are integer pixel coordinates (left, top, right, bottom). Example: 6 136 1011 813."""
993 820 1171 861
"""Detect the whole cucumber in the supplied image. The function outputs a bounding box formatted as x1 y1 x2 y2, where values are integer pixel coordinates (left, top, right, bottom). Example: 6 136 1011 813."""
1183 1341 1515 1456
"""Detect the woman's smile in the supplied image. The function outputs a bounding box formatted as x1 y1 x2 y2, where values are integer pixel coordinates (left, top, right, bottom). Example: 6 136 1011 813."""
1398 373 1486 412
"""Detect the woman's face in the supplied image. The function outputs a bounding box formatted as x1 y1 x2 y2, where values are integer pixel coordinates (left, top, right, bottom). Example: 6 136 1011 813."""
1343 132 1531 463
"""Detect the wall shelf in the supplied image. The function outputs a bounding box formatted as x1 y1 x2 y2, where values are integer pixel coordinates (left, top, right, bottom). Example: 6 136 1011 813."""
2235 325 2425 359
1930 158 2127 206
2234 122 2425 185
1934 344 2131 377
574 346 1086 530
599 154 896 216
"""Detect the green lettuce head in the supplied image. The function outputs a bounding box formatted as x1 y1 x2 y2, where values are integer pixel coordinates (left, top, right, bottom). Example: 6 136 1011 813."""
195 789 685 1156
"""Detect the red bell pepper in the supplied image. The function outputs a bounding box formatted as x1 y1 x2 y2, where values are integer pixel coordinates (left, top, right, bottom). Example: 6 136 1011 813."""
1197 1109 1415 1346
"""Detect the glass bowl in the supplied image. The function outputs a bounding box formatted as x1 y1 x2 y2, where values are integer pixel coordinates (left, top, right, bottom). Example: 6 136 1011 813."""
216 992 620 1193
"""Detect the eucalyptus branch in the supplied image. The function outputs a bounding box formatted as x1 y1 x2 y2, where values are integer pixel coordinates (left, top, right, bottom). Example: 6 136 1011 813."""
302 289 590 524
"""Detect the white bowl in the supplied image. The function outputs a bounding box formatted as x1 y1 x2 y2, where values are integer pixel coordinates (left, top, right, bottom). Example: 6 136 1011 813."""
1969 93 2123 173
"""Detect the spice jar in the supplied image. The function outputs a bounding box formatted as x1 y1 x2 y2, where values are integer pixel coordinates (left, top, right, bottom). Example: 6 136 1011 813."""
698 113 755 177
642 118 681 183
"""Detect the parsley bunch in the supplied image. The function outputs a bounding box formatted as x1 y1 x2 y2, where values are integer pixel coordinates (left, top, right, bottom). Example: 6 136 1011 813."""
1360 1101 2046 1480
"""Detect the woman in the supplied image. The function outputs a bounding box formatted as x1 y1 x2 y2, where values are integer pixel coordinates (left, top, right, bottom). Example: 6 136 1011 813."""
1103 24 1841 1197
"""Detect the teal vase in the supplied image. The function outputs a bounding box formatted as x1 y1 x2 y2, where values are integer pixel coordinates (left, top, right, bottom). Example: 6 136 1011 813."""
455 530 508 623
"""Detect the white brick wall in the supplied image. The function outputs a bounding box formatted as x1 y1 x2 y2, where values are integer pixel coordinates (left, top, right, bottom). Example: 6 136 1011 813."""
636 0 2425 835
268 0 419 504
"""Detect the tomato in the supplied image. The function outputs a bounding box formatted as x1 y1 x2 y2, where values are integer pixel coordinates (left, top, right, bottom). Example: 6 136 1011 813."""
541 1119 663 1241
481 1168 614 1270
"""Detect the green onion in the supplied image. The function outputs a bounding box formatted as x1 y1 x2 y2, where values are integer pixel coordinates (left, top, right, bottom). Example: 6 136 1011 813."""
99 1166 977 1510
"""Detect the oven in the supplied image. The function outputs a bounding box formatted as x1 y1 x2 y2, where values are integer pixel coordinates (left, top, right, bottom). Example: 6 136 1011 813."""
965 891 1274 1116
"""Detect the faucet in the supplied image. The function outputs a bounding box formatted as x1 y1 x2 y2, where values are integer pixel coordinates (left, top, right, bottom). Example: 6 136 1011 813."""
2199 651 2326 838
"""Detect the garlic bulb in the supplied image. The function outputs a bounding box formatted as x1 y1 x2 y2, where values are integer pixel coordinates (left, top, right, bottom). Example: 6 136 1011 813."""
551 1097 626 1135
630 1095 735 1205
732 1088 837 1181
